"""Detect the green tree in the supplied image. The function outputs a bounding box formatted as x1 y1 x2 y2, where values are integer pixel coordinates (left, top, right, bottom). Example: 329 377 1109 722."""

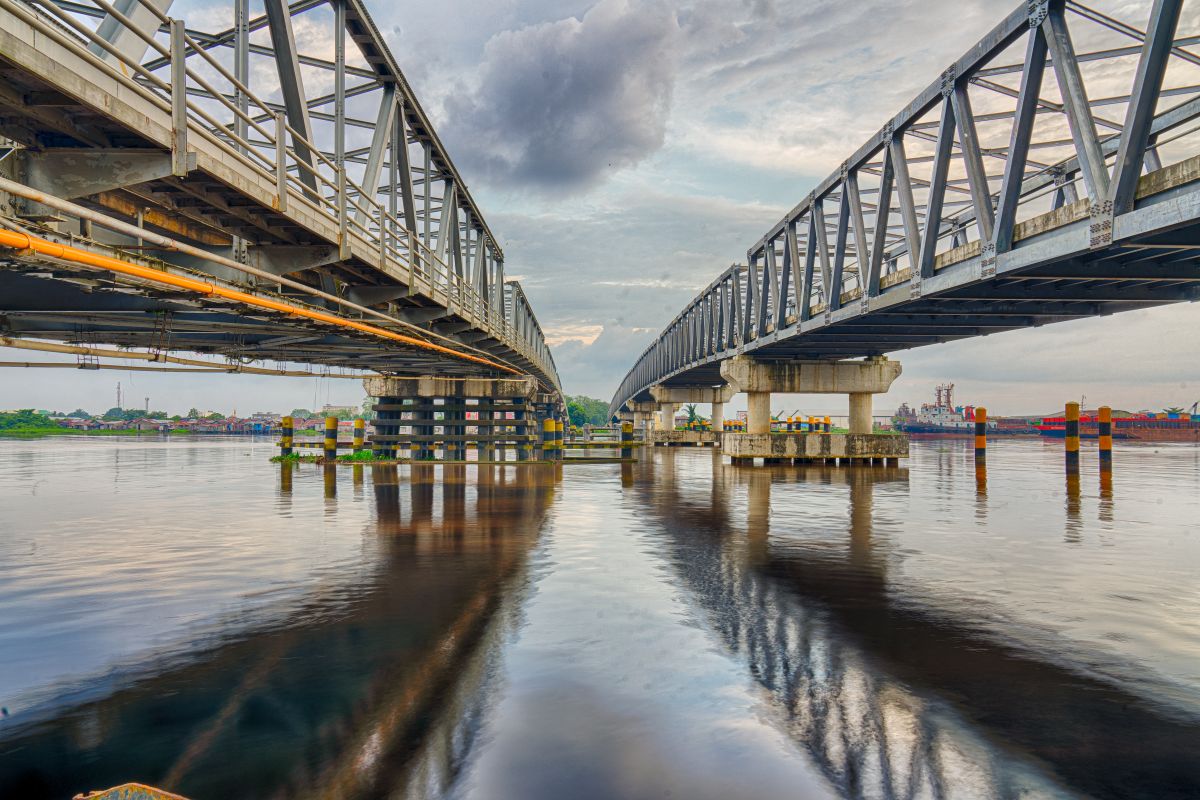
567 401 587 427
205 412 223 421
684 404 704 424
361 397 376 420
289 408 312 419
565 395 609 426
1164 406 1184 415
102 406 124 420
0 409 56 430
187 407 201 419
67 408 92 419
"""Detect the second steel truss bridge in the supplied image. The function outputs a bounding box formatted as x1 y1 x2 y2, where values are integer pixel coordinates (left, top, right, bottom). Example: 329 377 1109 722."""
611 0 1200 418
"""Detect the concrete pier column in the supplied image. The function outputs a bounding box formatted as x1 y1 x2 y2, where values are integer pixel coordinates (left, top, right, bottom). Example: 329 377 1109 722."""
747 392 772 435
848 392 873 434
658 403 677 431
711 402 724 431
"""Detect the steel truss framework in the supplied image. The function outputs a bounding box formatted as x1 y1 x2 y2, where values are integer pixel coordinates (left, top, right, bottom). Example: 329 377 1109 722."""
0 0 560 392
611 0 1200 418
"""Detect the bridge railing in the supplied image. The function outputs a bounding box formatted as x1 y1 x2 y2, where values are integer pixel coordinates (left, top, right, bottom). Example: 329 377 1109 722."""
5 0 559 391
610 0 1200 417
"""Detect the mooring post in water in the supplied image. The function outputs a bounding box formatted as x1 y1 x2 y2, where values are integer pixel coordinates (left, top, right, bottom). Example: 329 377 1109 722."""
621 421 633 460
975 406 987 465
324 415 338 461
555 418 565 460
823 415 831 434
541 416 553 461
1065 402 1080 474
280 415 293 457
352 417 365 453
1098 405 1113 471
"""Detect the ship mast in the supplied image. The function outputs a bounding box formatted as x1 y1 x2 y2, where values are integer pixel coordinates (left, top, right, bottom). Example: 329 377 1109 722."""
935 382 955 409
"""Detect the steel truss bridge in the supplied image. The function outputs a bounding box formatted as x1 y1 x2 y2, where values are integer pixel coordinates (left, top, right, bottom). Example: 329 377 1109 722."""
0 0 560 395
611 0 1200 417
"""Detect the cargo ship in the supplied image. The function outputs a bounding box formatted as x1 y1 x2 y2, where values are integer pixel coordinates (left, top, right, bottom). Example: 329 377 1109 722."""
1037 409 1200 442
893 384 1036 435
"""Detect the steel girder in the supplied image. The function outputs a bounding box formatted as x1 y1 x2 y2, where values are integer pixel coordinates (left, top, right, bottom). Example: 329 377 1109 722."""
609 0 1200 418
0 0 559 393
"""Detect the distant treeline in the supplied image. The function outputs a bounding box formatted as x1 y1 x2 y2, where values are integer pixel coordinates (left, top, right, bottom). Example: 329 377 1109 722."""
566 395 610 427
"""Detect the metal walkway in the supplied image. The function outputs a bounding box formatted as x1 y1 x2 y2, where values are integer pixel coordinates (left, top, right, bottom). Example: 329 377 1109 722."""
0 0 560 394
611 0 1200 417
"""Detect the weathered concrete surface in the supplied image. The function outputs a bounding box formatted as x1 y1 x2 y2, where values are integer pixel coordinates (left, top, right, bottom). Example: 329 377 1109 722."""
721 432 908 460
649 430 718 446
747 391 772 434
649 384 736 404
363 375 538 398
720 356 901 394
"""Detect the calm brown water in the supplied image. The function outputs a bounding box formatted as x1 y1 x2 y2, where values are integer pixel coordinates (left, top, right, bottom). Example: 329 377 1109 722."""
0 436 1198 799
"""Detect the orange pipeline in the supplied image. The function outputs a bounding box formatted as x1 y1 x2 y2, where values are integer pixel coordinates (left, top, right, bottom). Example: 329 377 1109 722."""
0 229 520 374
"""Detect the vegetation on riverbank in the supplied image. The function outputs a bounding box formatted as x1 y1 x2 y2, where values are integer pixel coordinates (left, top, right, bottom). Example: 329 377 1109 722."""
269 450 378 464
567 395 609 427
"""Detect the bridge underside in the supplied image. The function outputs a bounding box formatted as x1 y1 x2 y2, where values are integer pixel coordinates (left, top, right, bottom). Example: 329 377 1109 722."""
0 268 535 378
0 0 560 393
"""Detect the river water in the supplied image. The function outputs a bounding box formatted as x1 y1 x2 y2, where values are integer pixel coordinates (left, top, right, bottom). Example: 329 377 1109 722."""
0 436 1198 799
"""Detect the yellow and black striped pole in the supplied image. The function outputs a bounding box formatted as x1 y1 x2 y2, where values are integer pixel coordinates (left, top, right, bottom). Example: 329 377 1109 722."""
555 418 565 460
353 417 365 453
1098 405 1113 472
621 421 633 460
280 415 293 457
1064 402 1080 474
823 415 831 433
974 407 987 465
324 415 338 461
542 417 554 461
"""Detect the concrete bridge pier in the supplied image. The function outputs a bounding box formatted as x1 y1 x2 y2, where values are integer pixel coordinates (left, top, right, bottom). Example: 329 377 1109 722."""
629 402 658 439
718 356 907 464
364 375 540 462
647 385 735 447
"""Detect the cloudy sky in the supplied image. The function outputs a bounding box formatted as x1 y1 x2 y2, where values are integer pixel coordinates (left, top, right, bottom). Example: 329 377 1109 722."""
4 0 1199 416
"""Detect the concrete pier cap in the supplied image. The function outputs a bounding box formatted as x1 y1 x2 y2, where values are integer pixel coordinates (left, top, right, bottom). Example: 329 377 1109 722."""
648 384 736 405
363 374 538 399
718 355 901 395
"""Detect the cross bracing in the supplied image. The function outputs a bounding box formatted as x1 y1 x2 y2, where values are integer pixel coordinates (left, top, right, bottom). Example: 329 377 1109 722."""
610 0 1200 418
0 0 560 394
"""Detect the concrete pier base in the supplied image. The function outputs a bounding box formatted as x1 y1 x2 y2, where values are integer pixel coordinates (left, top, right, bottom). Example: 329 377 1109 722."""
722 432 908 464
648 429 719 447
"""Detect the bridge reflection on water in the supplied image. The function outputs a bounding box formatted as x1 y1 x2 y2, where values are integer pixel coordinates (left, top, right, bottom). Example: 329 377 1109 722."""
0 460 558 799
640 449 1200 799
1 442 1198 799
